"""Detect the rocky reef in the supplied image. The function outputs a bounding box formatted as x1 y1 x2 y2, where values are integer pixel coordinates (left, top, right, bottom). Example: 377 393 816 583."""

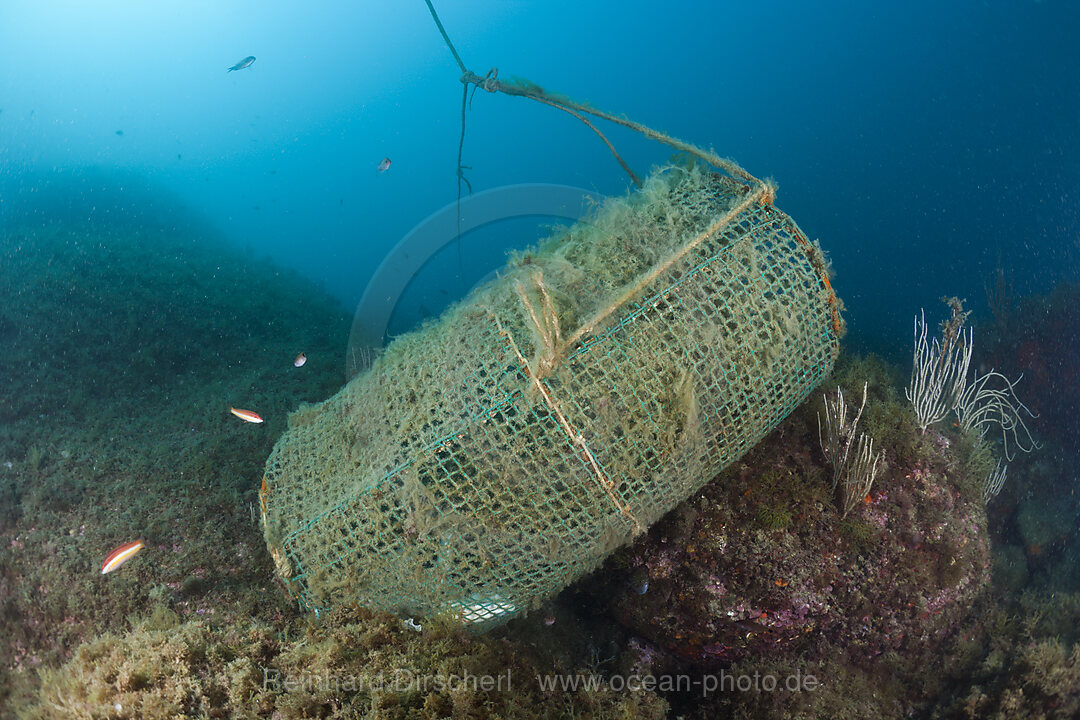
604 410 990 668
3 178 1079 717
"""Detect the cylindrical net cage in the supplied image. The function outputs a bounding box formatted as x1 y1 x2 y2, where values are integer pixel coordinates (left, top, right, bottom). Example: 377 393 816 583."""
261 165 842 628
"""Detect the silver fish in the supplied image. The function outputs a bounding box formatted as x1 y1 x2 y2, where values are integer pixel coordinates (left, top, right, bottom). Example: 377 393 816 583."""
228 56 256 72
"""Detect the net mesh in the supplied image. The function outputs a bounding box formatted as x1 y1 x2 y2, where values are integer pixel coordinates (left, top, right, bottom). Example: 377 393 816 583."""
261 164 842 627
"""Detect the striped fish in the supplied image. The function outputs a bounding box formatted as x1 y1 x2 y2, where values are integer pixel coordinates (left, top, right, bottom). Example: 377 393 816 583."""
101 539 145 574
230 407 264 423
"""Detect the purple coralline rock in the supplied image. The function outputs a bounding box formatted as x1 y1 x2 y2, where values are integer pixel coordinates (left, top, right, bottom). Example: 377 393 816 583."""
602 421 991 666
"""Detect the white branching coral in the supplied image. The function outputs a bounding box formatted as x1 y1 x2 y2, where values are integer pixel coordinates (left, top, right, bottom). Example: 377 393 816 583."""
905 299 1039 463
818 383 884 518
905 305 971 432
955 370 1039 462
982 459 1008 503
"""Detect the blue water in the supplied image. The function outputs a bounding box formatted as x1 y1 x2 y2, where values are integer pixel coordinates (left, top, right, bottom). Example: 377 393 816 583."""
4 4 1080 716
3 0 1076 356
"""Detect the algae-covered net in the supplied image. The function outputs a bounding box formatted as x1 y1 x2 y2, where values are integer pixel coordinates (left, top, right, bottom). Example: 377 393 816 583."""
260 162 842 627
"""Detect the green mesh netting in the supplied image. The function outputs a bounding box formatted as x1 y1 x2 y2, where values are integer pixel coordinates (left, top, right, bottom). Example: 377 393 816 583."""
260 164 842 628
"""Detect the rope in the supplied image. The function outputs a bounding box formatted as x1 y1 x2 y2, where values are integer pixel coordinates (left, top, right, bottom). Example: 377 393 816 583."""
423 0 467 74
424 1 768 201
527 92 642 188
462 71 765 191
454 84 470 279
493 314 644 535
513 272 560 378
561 181 770 350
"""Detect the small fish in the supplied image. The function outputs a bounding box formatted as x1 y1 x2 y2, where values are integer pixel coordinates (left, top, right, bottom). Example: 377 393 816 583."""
294 352 307 368
376 157 391 174
228 56 256 72
115 129 124 136
230 407 264 423
101 539 145 574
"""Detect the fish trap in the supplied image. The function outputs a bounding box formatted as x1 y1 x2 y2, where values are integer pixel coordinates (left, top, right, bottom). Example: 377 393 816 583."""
260 163 841 628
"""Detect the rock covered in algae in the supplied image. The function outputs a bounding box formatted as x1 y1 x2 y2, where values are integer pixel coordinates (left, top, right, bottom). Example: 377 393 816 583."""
22 605 669 720
597 381 991 666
